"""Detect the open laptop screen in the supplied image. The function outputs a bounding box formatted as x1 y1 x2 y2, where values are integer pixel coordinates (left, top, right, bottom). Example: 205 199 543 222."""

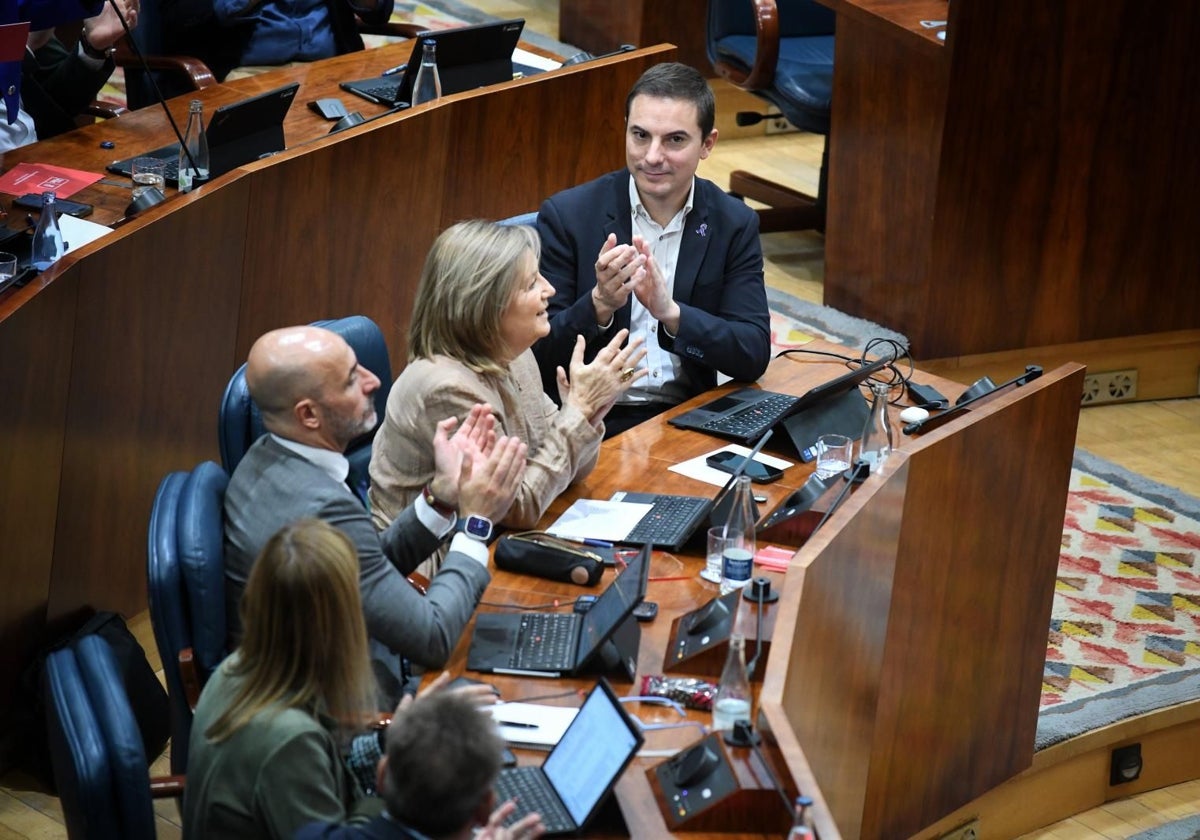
542 682 642 825
575 544 647 661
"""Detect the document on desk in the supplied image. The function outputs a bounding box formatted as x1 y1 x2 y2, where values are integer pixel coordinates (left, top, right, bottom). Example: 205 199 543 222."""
490 702 578 749
0 162 102 199
60 215 114 253
546 499 653 542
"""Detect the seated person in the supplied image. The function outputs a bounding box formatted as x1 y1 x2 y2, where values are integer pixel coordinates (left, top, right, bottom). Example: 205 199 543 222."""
296 690 545 840
184 518 386 839
22 0 138 140
533 62 772 438
225 324 526 698
368 219 648 531
160 0 391 82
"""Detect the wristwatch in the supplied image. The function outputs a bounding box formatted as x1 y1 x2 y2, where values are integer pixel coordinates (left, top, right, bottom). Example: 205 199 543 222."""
456 514 494 543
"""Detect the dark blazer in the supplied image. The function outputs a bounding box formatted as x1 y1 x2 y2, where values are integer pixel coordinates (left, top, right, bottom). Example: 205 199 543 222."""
223 436 490 669
21 37 114 140
296 813 417 839
533 169 771 401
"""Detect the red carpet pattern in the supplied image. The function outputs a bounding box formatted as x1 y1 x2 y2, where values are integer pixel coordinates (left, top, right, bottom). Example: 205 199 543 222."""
1044 464 1200 706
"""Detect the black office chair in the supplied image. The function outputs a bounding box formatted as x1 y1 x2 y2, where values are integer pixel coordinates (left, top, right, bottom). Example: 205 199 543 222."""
44 634 184 839
146 460 229 775
706 0 835 233
218 315 393 493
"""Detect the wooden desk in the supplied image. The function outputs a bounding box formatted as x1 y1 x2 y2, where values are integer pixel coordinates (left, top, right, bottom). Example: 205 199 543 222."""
816 0 1200 398
439 347 971 838
558 1 710 77
0 43 675 766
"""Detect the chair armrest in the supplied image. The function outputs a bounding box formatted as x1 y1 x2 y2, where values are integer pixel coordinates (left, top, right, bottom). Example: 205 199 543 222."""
113 41 219 91
714 0 781 90
179 647 203 711
85 100 128 119
150 775 186 797
406 572 429 595
357 20 423 39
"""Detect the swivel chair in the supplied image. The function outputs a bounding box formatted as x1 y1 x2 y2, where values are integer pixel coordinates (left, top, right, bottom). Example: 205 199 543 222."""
706 0 835 233
218 314 393 494
146 460 229 774
44 634 185 839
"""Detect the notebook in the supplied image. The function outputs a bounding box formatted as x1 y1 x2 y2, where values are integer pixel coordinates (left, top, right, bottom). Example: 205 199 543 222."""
340 18 524 107
493 679 644 835
467 544 649 677
668 356 889 455
107 83 300 186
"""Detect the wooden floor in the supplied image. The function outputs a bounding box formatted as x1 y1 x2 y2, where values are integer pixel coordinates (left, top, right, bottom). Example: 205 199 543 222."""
3 2 1198 837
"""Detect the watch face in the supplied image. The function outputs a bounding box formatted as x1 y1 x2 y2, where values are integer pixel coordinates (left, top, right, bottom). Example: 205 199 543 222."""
464 514 493 541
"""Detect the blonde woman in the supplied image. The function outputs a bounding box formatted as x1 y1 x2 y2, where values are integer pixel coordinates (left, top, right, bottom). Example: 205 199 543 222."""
183 519 380 839
368 220 647 531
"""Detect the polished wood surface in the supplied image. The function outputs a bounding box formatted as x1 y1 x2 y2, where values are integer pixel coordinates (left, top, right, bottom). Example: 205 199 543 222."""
817 0 1200 363
0 43 675 765
559 0 710 74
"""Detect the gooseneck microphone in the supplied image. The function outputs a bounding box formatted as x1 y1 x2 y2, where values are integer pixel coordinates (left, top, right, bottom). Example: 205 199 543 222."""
107 0 201 179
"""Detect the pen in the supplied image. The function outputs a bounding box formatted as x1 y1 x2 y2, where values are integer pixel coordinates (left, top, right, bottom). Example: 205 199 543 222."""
581 538 613 549
381 64 405 76
496 721 538 729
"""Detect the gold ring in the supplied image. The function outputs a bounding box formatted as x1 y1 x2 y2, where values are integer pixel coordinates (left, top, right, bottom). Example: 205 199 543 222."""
619 367 636 383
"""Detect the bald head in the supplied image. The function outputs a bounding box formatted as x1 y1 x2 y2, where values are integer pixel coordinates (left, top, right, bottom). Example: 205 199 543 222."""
245 326 380 451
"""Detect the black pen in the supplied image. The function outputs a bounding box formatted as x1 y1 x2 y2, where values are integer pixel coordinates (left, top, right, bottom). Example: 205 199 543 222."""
496 721 538 729
381 64 405 76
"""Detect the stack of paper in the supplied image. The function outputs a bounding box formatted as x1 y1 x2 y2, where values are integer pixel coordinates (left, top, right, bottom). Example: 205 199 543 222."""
489 702 578 750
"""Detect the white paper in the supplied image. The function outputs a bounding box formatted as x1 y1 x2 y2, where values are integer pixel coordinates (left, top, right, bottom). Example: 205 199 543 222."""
60 214 114 254
547 499 653 542
669 445 794 487
490 702 578 749
512 47 561 72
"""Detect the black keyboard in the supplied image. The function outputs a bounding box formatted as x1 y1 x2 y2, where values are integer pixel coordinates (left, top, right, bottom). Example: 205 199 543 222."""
512 613 577 670
700 392 798 438
341 76 405 106
625 494 708 547
495 767 573 833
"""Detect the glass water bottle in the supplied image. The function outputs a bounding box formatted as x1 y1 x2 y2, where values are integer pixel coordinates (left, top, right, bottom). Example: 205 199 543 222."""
787 795 815 838
178 99 210 193
31 192 66 271
412 40 442 105
719 475 756 594
859 380 894 473
712 633 752 733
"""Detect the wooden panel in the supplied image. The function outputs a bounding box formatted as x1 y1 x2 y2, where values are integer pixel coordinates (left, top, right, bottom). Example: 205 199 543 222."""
761 365 1084 838
560 0 710 73
46 185 249 623
0 278 76 728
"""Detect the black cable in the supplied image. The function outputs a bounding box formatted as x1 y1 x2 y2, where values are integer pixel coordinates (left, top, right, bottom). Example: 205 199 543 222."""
108 0 201 177
477 598 575 611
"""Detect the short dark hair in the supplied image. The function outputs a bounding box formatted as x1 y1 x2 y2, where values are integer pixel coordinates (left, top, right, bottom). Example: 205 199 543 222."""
381 692 505 836
625 62 715 137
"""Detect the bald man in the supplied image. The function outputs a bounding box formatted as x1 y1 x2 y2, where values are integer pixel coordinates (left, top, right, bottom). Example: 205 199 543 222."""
223 326 527 696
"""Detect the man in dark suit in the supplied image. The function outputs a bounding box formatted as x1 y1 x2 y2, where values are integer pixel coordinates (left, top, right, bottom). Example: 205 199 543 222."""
533 61 771 437
296 691 544 840
224 324 527 697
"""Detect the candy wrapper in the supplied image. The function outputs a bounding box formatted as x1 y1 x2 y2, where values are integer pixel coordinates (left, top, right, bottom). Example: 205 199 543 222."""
640 675 717 711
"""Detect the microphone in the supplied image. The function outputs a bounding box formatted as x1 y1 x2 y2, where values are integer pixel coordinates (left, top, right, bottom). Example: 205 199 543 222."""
808 459 869 537
902 364 1045 436
107 0 201 180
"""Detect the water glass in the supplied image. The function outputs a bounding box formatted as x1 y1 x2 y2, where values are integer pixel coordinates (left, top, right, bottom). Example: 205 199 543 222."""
814 433 853 479
0 252 17 289
701 526 728 584
131 157 167 198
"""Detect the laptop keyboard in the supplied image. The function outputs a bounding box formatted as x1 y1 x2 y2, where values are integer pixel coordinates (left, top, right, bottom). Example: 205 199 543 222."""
351 79 402 103
625 494 708 547
495 767 573 833
512 613 576 670
700 392 798 437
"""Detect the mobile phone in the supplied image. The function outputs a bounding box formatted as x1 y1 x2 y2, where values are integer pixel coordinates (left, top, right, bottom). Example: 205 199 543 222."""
705 450 784 484
632 601 658 622
14 193 94 218
573 595 598 614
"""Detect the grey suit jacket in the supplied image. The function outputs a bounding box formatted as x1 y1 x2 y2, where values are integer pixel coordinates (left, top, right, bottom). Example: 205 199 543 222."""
224 436 490 668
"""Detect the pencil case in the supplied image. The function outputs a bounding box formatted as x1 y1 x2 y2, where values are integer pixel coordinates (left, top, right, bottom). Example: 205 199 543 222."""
493 531 608 586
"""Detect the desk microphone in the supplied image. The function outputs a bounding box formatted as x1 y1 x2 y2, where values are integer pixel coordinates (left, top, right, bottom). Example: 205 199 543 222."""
107 0 201 182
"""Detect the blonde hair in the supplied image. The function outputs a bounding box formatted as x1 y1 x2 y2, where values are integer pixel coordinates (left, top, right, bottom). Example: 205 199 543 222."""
206 519 375 741
407 219 541 376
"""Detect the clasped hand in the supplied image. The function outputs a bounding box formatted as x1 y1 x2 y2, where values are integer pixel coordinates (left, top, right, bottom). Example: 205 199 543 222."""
590 234 680 333
429 404 526 522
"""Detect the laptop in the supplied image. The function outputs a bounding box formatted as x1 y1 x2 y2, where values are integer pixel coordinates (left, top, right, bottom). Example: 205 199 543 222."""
467 544 649 677
668 356 889 457
107 83 300 186
494 679 644 835
340 18 525 107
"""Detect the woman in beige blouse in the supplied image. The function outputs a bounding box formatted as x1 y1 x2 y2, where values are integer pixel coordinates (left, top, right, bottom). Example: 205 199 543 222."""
368 219 646 531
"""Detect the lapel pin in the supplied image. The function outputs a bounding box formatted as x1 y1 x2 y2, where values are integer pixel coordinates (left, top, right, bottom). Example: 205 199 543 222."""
696 223 708 237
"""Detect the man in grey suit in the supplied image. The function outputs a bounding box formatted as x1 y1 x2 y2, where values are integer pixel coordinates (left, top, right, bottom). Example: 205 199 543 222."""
224 324 527 696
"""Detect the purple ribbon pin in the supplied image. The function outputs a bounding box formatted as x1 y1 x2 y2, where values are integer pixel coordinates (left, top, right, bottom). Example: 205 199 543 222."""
696 223 708 237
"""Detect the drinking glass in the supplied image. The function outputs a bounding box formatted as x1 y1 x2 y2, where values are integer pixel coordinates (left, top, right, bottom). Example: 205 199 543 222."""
0 252 17 290
701 526 728 584
131 157 167 198
814 433 853 479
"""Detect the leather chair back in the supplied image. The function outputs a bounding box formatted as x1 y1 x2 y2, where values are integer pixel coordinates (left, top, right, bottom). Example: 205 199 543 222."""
44 635 157 840
147 460 228 774
217 315 393 492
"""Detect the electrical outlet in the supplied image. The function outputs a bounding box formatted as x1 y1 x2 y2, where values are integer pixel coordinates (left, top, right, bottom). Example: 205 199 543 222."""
764 116 798 135
938 818 980 840
1081 369 1138 405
